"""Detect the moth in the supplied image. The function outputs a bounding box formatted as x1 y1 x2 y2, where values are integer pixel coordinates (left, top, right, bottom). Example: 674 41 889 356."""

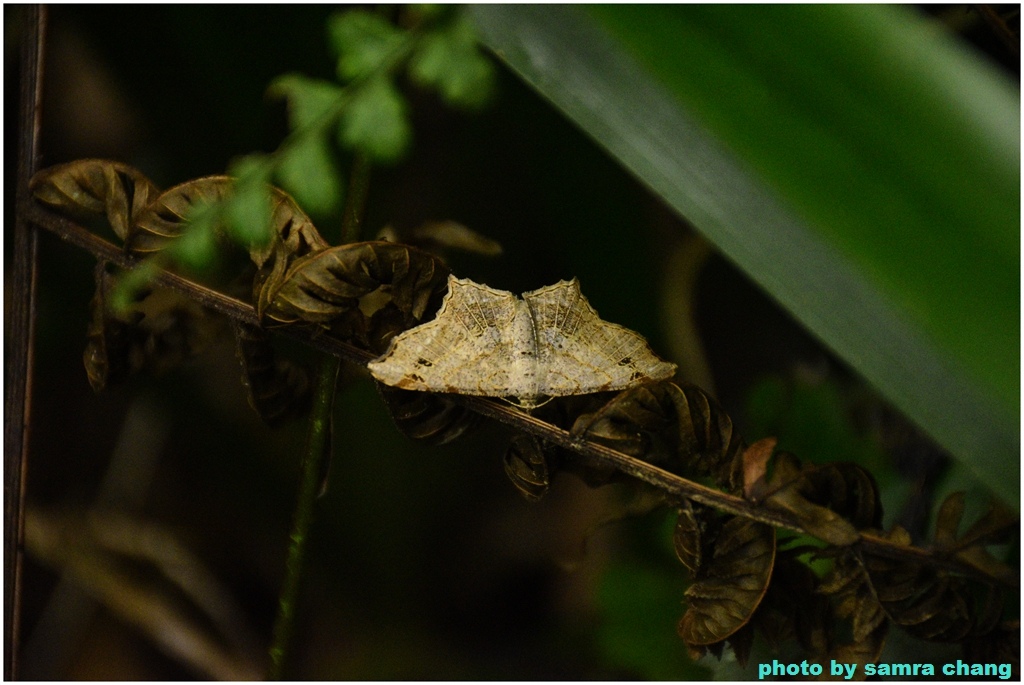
368 275 676 409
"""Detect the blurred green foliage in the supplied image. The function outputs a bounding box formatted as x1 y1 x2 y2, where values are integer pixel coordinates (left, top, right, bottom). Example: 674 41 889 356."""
472 4 1020 503
339 75 411 163
409 12 495 110
746 375 887 473
109 6 498 300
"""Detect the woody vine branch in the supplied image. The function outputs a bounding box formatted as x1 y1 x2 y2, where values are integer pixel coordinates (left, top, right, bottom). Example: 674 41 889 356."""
23 203 1017 590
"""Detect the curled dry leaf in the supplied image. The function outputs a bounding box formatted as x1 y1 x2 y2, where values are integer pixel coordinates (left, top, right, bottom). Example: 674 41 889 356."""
570 381 744 493
84 263 226 392
378 220 503 257
84 262 143 392
957 498 1018 550
126 176 228 256
571 382 683 460
746 451 881 546
818 551 888 643
677 513 776 648
375 384 480 446
503 434 555 502
261 240 450 353
863 526 975 643
673 501 704 576
858 497 1019 647
128 175 327 262
233 322 312 425
931 492 1019 585
31 159 161 241
748 554 832 659
933 490 967 548
741 436 776 500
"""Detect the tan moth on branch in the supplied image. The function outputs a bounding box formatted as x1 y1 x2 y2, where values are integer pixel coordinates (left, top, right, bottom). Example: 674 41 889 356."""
368 275 677 409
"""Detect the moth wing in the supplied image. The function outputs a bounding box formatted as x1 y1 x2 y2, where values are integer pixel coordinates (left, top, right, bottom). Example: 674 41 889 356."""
524 278 676 397
369 276 521 395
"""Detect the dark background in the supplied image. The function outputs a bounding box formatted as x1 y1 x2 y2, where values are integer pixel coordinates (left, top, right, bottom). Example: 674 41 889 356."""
6 5 1017 680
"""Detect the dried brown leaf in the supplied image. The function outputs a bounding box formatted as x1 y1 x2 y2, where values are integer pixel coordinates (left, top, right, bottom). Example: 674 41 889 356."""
503 434 554 502
673 502 704 576
128 176 326 261
233 322 311 425
672 383 743 491
412 220 503 256
677 514 775 647
749 451 880 546
747 554 833 658
862 527 980 643
741 437 776 500
84 263 142 392
131 288 227 374
376 384 480 446
31 159 161 240
956 499 1019 551
570 381 744 492
261 241 450 353
571 382 678 460
934 490 966 548
931 496 1019 586
84 264 227 391
818 552 887 643
379 220 503 257
127 176 232 256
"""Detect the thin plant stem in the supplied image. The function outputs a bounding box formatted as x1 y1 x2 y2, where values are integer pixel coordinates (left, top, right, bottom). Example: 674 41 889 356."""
341 152 371 244
267 354 340 679
267 151 373 679
7 6 46 679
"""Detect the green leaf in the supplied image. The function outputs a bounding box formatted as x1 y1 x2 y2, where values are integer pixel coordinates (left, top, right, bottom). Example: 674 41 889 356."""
327 10 407 82
173 201 220 272
268 73 346 131
275 134 345 218
338 76 411 164
107 261 158 318
469 6 1020 503
409 13 494 110
225 154 274 249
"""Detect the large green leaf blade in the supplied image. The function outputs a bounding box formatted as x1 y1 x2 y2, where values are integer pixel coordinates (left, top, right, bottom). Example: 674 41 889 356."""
469 5 1019 502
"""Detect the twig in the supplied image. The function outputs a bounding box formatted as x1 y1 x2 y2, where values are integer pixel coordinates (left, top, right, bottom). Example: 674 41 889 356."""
267 151 374 678
23 205 1020 590
341 153 371 244
266 355 340 679
7 6 47 680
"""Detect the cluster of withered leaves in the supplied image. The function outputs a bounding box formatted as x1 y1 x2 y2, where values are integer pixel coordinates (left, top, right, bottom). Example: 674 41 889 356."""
504 382 1018 676
32 160 1018 676
31 160 458 435
83 260 226 393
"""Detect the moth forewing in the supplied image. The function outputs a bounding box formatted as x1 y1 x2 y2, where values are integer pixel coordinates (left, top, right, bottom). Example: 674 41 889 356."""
367 276 676 407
